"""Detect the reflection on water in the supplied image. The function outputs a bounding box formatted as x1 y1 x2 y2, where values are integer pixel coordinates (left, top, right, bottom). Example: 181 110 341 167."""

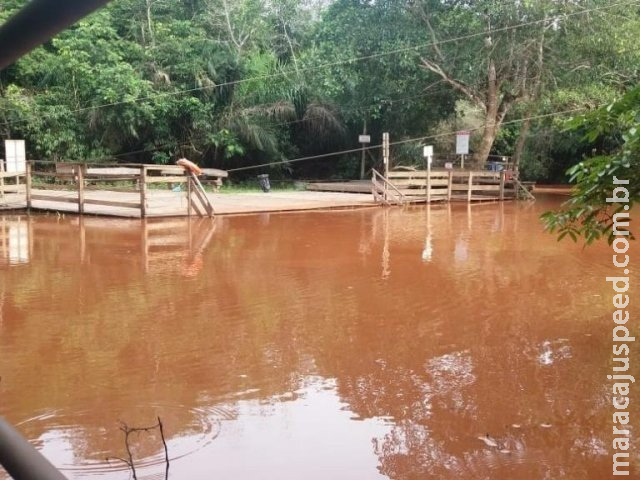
0 216 31 266
0 196 638 479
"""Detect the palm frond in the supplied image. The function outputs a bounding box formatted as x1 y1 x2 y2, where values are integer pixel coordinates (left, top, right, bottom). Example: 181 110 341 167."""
302 102 345 136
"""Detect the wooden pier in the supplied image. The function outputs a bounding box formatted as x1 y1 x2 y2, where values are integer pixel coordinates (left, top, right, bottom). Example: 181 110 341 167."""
0 162 532 219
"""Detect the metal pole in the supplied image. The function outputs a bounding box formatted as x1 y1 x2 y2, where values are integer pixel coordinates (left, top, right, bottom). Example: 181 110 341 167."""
0 417 67 480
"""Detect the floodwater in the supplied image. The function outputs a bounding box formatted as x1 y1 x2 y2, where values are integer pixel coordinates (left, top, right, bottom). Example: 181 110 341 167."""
0 195 637 479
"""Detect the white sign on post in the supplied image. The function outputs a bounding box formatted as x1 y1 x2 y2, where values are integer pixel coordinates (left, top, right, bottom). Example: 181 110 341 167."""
423 145 434 165
456 131 470 155
358 135 371 144
5 140 26 173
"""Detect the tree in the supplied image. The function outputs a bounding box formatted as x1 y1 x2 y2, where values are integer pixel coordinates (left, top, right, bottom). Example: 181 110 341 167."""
410 0 636 167
541 86 639 244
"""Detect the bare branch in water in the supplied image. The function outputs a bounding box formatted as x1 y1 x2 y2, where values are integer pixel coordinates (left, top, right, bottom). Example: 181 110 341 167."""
106 417 170 480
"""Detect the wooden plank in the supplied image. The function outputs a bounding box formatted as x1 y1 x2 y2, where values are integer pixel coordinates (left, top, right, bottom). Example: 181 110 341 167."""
0 171 26 179
85 175 140 181
31 194 79 204
86 167 139 176
30 171 59 178
146 165 183 173
451 171 500 179
83 198 141 209
398 189 448 197
191 179 212 216
201 168 229 178
390 179 450 187
26 163 31 209
189 192 205 216
307 182 372 193
388 171 429 179
450 184 500 192
145 176 188 184
0 185 26 193
468 185 501 191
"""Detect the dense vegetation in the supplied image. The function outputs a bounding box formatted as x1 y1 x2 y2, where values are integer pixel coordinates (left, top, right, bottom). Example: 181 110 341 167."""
0 0 638 183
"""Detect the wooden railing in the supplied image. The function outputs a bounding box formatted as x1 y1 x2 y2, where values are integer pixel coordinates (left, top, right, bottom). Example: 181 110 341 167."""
372 169 521 204
25 162 217 217
386 170 452 202
372 169 406 205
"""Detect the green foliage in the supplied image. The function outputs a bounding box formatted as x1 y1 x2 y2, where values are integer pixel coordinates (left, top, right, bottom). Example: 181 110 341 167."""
0 0 638 182
542 86 640 244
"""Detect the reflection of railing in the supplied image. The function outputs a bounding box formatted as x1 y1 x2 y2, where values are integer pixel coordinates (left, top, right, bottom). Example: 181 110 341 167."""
372 169 405 205
0 216 31 265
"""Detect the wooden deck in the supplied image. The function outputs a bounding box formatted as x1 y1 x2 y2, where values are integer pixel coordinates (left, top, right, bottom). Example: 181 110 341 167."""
0 162 532 218
306 180 372 194
1 188 376 217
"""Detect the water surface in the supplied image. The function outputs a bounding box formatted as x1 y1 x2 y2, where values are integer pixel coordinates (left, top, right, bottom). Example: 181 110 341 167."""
0 196 637 479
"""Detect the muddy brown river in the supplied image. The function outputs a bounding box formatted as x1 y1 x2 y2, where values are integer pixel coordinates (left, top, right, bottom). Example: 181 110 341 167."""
0 195 637 479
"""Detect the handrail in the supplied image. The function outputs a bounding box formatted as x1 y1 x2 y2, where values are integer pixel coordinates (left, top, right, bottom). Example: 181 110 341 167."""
513 176 536 200
371 169 406 204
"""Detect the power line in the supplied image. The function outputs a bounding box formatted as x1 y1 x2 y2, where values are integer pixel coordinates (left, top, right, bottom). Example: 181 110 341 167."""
0 0 633 126
225 106 591 173
79 80 455 162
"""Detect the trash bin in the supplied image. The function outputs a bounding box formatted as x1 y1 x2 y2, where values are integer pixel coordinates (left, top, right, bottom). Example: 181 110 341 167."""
486 161 505 172
257 174 271 192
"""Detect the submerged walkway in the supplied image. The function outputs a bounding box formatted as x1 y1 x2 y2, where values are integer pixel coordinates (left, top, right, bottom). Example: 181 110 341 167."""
2 189 376 217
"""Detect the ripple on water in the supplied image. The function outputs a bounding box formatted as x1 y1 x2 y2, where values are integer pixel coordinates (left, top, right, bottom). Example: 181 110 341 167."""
13 402 236 479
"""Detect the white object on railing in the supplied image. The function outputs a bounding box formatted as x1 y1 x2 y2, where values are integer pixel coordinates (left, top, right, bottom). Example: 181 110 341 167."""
4 140 26 174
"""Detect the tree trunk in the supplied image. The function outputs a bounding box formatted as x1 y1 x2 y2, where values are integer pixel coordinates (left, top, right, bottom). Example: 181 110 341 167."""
475 121 497 168
512 115 531 173
474 60 499 167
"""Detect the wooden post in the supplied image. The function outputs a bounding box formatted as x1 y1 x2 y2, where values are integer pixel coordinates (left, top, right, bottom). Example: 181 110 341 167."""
139 165 147 218
382 132 389 203
77 164 84 214
187 174 192 217
25 162 32 210
0 160 5 204
467 171 473 202
499 170 505 201
447 170 453 201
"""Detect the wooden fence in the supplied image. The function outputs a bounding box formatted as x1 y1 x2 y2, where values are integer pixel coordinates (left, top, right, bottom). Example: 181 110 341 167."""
374 169 517 205
25 162 216 217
